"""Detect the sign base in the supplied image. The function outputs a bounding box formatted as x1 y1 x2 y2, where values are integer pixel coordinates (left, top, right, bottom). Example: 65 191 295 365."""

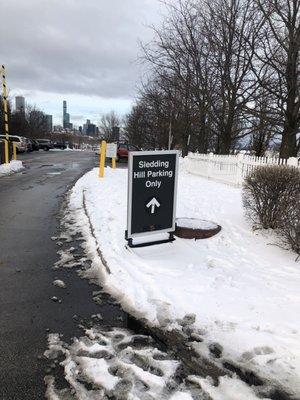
125 231 175 248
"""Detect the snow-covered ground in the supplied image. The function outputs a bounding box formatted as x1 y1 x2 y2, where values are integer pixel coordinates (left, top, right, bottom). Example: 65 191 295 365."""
67 161 300 397
45 326 268 400
0 160 23 176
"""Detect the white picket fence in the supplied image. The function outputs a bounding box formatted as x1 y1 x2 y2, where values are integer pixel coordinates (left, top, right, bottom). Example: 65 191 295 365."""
186 153 300 187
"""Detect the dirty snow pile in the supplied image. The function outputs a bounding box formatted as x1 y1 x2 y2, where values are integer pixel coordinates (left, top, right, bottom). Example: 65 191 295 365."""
0 160 23 176
50 147 84 152
44 327 266 400
68 164 300 397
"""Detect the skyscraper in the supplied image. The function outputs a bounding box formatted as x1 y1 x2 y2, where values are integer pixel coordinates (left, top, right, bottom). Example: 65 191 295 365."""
46 115 53 132
63 100 72 129
15 96 25 113
83 119 98 136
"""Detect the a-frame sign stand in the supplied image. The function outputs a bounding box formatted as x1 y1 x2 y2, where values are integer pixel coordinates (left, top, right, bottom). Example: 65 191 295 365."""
126 150 179 248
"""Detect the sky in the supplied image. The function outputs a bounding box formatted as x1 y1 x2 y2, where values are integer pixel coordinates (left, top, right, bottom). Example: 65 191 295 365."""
0 0 165 127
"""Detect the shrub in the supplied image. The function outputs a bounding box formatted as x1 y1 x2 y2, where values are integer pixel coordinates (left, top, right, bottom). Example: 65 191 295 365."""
242 165 300 229
279 190 300 257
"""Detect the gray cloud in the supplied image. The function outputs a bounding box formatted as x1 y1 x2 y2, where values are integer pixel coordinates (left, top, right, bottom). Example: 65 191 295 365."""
0 0 163 99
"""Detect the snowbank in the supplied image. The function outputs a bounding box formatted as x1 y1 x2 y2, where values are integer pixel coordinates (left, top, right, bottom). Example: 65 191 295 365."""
49 148 85 152
0 160 23 176
68 164 300 397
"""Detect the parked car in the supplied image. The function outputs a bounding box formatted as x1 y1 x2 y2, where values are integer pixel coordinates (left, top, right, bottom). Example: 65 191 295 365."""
31 139 40 151
116 143 140 162
36 139 54 151
53 141 67 150
0 135 27 153
25 138 34 152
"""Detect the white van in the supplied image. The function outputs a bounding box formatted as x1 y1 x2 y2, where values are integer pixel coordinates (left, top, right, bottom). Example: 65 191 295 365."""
0 135 27 153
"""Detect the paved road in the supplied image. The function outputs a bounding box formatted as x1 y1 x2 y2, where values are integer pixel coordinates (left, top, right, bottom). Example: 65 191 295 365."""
0 151 109 399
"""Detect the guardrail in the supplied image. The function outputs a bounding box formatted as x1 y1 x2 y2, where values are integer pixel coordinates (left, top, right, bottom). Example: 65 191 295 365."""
186 153 300 187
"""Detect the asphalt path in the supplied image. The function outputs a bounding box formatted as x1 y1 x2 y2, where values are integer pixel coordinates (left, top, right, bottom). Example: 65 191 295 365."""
0 150 129 399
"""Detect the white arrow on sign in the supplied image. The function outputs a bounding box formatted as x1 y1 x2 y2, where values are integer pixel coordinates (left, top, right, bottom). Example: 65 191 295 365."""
146 197 160 214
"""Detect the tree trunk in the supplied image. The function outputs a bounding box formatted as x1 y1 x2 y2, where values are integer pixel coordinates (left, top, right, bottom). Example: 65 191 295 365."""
280 124 297 158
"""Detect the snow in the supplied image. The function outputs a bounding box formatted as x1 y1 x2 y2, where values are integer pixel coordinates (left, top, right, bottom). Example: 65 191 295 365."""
49 148 85 152
79 357 119 391
176 217 218 230
44 327 269 399
54 248 82 269
0 160 23 176
53 279 66 288
44 327 184 399
170 392 194 400
189 375 270 400
68 163 300 397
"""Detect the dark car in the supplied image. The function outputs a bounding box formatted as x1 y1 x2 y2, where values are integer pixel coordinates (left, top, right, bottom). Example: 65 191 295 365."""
116 143 140 162
31 139 40 151
53 141 67 150
36 139 54 151
26 138 40 151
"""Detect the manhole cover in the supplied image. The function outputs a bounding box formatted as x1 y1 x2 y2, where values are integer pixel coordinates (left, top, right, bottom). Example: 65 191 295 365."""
175 218 221 239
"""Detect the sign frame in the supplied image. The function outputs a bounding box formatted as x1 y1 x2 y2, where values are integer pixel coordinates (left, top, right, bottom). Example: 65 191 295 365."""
106 142 117 158
126 150 179 245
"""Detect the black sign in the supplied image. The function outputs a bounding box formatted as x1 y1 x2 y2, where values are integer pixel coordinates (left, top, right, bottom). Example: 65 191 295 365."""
127 150 179 240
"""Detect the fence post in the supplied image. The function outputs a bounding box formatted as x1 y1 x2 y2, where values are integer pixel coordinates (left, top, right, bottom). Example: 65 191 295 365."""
287 157 298 167
236 153 244 186
207 152 213 179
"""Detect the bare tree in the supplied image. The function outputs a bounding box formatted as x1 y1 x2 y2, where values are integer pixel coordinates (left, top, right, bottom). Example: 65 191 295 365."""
138 0 262 154
26 105 48 138
140 1 216 154
202 0 261 154
253 0 300 158
129 0 300 157
10 110 29 136
99 111 120 141
245 85 279 156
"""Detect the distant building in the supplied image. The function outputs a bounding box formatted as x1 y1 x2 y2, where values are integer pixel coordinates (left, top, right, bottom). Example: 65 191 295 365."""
15 96 25 113
63 100 73 129
87 124 98 136
83 119 98 136
82 119 89 134
53 125 63 132
46 114 53 133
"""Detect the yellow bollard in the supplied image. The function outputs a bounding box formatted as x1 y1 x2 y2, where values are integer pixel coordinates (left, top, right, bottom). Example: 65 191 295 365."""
112 157 116 169
99 140 107 178
13 142 17 161
4 139 9 164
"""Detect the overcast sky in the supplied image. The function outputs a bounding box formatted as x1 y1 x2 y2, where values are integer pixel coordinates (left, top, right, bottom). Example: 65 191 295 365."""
0 0 164 126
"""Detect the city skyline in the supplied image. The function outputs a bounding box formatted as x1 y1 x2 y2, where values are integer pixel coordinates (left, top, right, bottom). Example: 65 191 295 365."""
2 0 165 126
12 93 104 129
